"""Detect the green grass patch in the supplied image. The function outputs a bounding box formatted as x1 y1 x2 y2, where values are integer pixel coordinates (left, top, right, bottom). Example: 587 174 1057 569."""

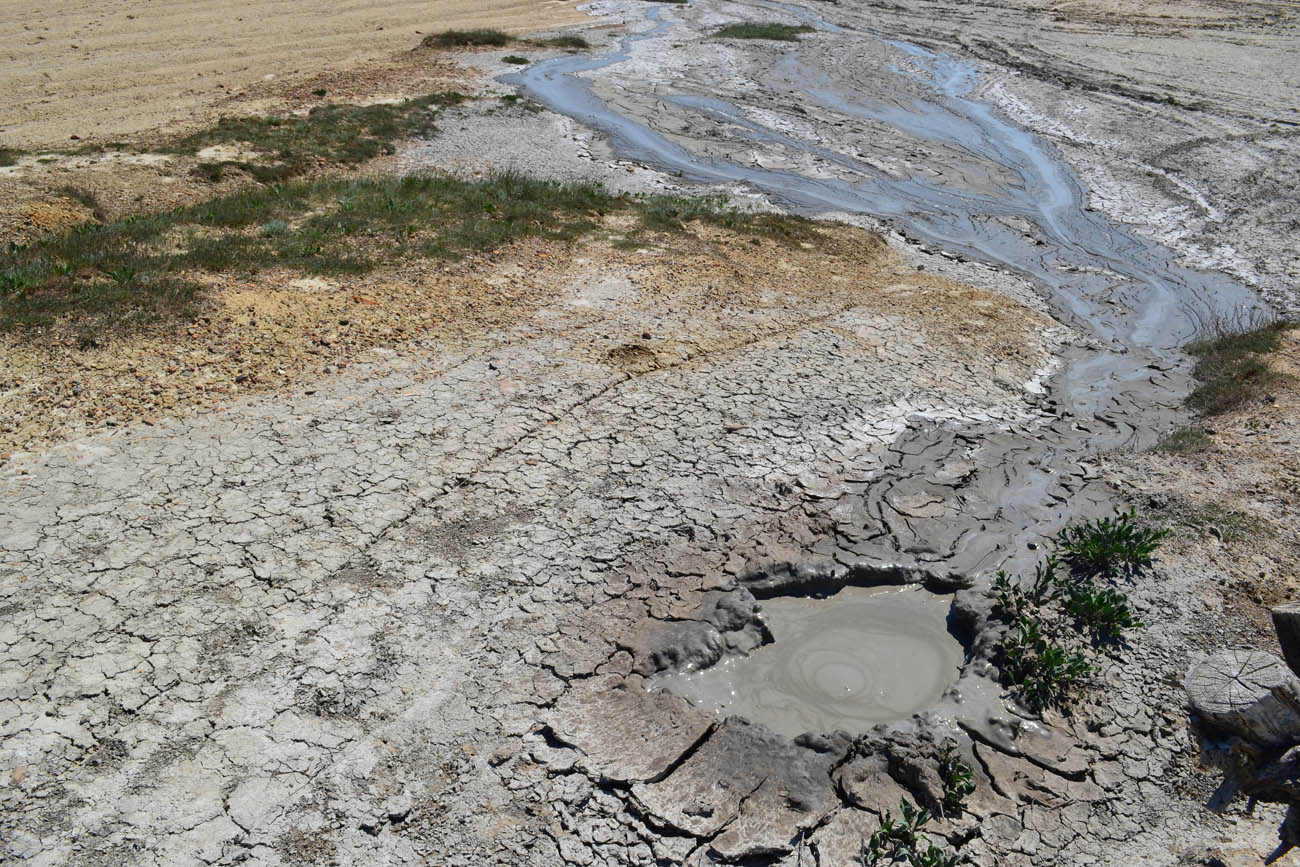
502 55 530 65
0 147 24 167
1153 425 1213 454
1186 317 1293 415
536 35 590 49
422 29 510 48
1 172 821 333
169 93 466 183
712 22 814 41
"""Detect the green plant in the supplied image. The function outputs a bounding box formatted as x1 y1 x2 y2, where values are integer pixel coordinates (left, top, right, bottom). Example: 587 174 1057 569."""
860 799 958 867
938 745 975 816
501 55 530 65
1154 425 1213 454
537 35 590 49
0 147 23 167
169 93 466 182
1000 615 1092 709
1056 508 1168 576
713 22 815 41
1063 582 1141 644
422 29 511 48
1185 316 1293 415
992 557 1060 621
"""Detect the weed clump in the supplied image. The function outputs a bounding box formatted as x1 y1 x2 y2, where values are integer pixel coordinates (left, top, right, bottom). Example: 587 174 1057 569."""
537 35 590 49
938 744 975 817
713 22 815 41
989 510 1161 711
1000 615 1093 709
422 29 510 48
0 147 23 167
1185 316 1293 414
502 55 530 65
1063 583 1142 643
860 799 958 867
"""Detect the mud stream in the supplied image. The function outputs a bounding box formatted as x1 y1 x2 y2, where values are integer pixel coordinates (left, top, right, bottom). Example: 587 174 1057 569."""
508 0 1262 568
503 0 1267 727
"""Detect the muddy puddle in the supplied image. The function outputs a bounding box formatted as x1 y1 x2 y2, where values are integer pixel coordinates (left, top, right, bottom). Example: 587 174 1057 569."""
658 586 961 737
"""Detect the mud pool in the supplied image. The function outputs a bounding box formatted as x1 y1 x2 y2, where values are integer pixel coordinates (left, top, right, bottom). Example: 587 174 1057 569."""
658 586 961 737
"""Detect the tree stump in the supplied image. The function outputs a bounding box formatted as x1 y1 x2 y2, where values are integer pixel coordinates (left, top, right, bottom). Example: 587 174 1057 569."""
1273 602 1300 677
1186 650 1300 747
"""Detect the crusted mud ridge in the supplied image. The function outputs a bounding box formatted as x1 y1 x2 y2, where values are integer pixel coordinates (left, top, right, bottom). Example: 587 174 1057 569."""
3 0 1300 865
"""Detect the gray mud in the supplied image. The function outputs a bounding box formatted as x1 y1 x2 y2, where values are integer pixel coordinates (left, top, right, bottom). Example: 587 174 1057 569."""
5 0 1299 865
657 586 961 737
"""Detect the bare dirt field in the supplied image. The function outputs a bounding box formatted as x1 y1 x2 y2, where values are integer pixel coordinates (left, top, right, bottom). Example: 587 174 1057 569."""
0 0 587 148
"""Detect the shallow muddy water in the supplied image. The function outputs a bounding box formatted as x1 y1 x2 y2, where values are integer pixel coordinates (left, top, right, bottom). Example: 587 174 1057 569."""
659 586 961 736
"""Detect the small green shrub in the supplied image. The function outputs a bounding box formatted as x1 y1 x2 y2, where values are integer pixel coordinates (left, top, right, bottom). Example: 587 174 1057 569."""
1000 615 1093 710
938 744 975 816
992 557 1060 622
1063 582 1141 644
0 147 23 167
1056 508 1168 576
860 799 958 867
422 29 510 48
502 55 530 65
713 22 815 41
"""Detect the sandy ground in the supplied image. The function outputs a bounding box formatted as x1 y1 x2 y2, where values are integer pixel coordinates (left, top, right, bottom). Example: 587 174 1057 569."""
0 0 588 149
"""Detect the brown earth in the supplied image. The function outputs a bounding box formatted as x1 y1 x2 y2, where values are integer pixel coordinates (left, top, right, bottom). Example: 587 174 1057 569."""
0 0 587 150
0 221 1048 457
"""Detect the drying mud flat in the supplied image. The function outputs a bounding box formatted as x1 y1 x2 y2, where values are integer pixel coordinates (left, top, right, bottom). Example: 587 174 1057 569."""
2 0 1300 866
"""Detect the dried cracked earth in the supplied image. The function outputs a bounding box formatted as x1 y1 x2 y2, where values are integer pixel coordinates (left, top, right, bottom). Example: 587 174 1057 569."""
3 0 1300 866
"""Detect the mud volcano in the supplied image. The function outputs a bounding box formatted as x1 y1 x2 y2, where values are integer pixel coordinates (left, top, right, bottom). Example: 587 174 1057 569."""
661 586 961 736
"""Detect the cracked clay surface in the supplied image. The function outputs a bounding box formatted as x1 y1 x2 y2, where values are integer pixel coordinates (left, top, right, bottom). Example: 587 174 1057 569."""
4 0 1300 864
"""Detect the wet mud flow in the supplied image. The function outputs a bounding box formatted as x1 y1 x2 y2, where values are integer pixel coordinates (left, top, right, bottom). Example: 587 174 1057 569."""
511 0 1264 577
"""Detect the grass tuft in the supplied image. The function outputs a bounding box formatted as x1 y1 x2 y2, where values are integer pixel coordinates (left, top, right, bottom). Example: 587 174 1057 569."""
422 29 511 48
1185 316 1293 414
713 22 815 41
502 55 530 65
0 147 24 167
